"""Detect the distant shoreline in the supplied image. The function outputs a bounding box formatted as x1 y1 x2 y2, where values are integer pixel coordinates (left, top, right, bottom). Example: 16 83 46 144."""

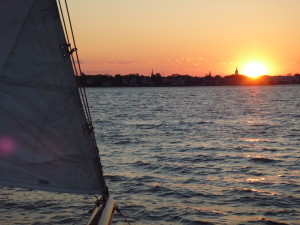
79 73 300 87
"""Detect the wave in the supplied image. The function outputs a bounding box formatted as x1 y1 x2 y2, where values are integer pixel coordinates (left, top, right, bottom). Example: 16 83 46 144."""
248 217 289 225
232 188 278 196
264 209 299 216
249 157 277 163
180 219 214 225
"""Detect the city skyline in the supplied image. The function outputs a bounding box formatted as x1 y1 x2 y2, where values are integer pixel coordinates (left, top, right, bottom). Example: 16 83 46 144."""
68 0 300 76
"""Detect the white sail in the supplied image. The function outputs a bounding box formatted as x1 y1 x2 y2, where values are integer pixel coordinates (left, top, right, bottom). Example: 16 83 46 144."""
0 0 106 194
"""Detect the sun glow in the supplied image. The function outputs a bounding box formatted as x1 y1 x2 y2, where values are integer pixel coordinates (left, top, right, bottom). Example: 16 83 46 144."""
242 62 268 78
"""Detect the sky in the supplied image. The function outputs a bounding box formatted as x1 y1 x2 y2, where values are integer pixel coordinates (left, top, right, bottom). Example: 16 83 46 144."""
67 0 300 76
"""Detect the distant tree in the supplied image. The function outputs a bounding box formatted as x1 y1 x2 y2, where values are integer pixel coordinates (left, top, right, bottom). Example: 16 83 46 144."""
151 73 162 85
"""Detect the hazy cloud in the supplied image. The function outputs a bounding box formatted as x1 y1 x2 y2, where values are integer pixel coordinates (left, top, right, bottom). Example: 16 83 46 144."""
81 60 135 65
77 60 98 64
107 61 135 65
171 57 206 65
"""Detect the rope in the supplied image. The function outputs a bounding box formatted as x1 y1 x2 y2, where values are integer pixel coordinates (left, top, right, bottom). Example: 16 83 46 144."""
57 0 100 152
57 0 106 195
57 0 93 126
56 4 128 225
116 206 131 225
63 0 93 124
72 198 132 225
72 210 91 225
57 1 87 119
57 0 70 47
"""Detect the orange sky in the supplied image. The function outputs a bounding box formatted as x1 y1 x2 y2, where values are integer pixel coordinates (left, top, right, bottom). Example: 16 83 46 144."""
68 0 300 76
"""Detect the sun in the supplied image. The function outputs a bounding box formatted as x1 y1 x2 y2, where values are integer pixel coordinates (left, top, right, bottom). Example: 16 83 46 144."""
242 62 268 78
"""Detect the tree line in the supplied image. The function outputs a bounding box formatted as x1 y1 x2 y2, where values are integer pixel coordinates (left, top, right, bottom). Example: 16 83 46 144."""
78 73 300 87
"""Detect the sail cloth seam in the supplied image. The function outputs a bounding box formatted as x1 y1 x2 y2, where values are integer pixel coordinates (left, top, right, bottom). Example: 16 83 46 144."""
0 0 35 75
0 76 75 93
33 2 54 77
26 0 60 175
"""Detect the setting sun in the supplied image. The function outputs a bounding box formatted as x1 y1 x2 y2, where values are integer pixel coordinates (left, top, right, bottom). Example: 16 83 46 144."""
242 62 268 78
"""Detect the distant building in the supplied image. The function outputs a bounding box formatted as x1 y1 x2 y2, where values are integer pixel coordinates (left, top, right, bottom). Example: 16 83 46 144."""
206 71 212 77
235 67 239 75
151 69 154 76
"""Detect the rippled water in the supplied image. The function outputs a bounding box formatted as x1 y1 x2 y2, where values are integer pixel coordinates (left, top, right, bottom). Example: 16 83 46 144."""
1 85 300 224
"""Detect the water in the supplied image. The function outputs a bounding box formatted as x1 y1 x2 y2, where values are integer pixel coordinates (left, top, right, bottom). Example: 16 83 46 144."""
1 85 300 224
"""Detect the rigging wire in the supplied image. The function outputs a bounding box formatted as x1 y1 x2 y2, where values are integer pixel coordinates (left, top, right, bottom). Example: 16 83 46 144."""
57 0 97 148
63 0 93 123
72 210 91 225
116 206 131 225
57 0 86 114
57 0 92 124
56 3 107 203
57 2 131 225
57 0 106 194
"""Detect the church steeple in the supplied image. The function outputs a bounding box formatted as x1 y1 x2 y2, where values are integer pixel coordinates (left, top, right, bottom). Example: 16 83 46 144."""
235 67 239 75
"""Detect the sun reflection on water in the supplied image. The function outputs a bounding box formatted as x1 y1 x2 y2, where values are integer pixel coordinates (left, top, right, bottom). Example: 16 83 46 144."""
246 177 266 183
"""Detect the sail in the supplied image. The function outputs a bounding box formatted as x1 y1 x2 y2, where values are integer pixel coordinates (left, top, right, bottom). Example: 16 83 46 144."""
0 0 106 194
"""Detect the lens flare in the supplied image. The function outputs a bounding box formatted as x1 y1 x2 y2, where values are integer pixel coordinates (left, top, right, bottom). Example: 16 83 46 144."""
0 136 16 156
